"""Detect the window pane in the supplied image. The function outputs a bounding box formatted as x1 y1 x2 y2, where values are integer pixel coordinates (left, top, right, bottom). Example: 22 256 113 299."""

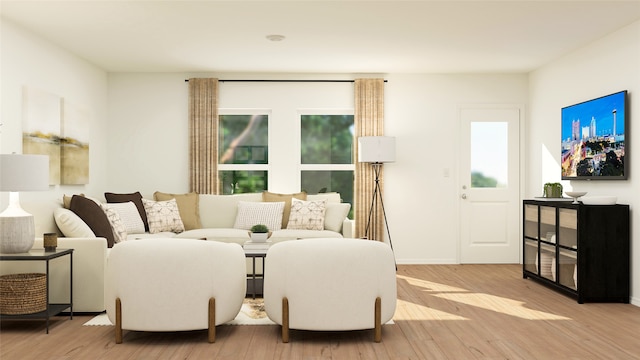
301 170 354 219
301 115 354 164
470 122 508 188
219 114 268 164
220 170 267 194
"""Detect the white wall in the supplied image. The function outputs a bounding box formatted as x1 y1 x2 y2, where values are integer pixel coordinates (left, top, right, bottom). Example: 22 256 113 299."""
385 74 528 263
0 19 109 235
528 20 639 305
106 74 355 196
107 72 528 264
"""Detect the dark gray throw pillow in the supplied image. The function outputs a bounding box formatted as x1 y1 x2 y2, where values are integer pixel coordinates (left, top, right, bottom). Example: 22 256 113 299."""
69 195 115 248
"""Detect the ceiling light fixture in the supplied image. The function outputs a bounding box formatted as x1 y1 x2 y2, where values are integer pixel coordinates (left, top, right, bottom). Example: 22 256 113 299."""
266 34 285 42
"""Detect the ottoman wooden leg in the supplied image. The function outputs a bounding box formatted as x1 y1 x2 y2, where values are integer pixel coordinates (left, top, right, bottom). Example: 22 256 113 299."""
115 298 123 344
282 297 290 343
374 297 382 343
208 297 216 343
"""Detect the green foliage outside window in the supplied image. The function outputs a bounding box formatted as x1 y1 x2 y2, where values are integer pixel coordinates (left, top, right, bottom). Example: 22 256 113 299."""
220 170 267 194
301 114 354 218
217 112 354 215
301 115 353 164
471 171 499 188
219 114 268 164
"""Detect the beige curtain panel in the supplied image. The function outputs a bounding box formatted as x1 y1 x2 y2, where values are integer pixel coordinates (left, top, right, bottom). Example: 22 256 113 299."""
188 78 219 194
354 78 385 241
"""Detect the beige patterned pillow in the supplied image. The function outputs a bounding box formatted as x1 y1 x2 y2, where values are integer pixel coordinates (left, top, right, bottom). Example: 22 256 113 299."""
287 198 327 230
233 201 285 231
142 198 185 234
153 191 201 230
99 203 128 244
262 191 307 228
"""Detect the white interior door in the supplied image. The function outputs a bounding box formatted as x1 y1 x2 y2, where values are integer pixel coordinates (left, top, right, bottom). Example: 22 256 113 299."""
459 106 520 263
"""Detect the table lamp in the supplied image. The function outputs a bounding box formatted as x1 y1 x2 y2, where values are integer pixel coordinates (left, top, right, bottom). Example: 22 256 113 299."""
0 153 49 253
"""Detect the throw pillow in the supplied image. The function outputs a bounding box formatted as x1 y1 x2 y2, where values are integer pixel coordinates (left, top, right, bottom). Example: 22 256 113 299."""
153 191 201 230
142 198 185 234
62 193 85 209
262 191 307 228
287 198 327 231
233 201 285 231
53 208 95 238
106 201 145 234
69 195 116 248
99 203 128 244
324 203 351 233
105 192 149 231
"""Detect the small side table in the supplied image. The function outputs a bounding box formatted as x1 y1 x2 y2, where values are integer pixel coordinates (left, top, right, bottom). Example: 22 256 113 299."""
0 248 73 333
244 250 267 299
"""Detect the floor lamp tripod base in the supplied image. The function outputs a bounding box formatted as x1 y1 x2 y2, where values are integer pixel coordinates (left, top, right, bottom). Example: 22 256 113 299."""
364 163 396 270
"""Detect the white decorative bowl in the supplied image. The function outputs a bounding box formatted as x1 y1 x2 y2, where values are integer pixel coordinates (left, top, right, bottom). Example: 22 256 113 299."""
565 191 587 198
580 196 617 205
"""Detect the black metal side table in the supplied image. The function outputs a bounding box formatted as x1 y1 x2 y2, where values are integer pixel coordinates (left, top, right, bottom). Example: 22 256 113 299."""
0 248 73 333
244 250 267 299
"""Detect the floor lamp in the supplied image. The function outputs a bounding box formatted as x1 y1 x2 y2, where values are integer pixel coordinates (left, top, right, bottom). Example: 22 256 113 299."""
0 154 49 253
358 136 395 255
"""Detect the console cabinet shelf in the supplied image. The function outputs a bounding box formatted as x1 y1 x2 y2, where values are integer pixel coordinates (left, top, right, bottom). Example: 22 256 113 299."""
522 200 629 303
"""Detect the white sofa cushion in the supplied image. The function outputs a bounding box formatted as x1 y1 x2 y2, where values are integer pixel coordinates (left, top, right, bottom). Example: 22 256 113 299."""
271 229 343 241
126 232 177 240
199 193 262 228
324 203 351 233
233 201 285 231
176 228 250 245
54 208 96 238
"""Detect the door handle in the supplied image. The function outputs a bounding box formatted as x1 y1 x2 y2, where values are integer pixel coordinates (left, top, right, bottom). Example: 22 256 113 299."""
461 193 467 200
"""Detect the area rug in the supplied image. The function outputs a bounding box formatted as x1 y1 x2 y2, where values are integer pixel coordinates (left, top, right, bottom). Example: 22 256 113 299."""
83 299 274 326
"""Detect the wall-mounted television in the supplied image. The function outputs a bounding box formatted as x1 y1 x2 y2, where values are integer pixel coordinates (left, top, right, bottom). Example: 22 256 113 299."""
561 90 628 180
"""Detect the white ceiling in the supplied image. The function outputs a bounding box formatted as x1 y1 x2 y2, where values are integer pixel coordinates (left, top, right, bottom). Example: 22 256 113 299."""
1 0 639 74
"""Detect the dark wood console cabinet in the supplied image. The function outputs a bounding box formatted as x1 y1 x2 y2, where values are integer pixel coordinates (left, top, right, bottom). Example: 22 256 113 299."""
523 200 629 303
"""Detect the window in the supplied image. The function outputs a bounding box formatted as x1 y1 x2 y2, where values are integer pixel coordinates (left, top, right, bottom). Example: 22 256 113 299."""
470 121 508 188
217 110 354 218
300 114 354 217
218 113 269 194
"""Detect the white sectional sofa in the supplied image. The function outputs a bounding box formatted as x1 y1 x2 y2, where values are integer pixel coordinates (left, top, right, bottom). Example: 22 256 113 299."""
0 192 353 313
155 192 353 244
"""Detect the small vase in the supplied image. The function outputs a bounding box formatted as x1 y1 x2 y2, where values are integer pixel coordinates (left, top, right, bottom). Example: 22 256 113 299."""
250 232 269 242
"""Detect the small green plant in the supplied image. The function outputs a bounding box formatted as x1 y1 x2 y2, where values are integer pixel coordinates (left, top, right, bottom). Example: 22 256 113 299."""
250 224 269 233
543 182 563 198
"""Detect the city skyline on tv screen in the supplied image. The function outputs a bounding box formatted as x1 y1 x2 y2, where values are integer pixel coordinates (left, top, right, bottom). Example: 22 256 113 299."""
561 90 626 179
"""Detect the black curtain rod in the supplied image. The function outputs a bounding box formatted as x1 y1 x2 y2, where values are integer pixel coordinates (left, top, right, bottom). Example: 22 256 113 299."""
184 79 387 83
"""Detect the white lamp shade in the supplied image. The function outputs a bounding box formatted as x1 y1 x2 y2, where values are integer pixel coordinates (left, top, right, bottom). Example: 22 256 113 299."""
358 136 396 163
0 154 50 191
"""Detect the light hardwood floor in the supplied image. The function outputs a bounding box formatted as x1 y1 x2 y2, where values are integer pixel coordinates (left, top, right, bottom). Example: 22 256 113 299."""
1 264 639 359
